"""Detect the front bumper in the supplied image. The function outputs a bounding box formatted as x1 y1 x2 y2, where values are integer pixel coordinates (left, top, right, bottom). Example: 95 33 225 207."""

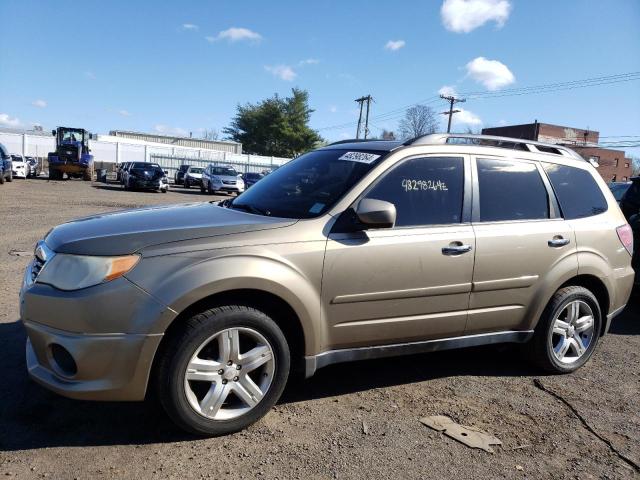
25 321 162 401
20 263 175 401
130 178 167 190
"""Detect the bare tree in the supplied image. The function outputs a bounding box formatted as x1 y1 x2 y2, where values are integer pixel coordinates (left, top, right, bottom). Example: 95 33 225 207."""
398 105 438 140
202 129 220 141
380 129 396 140
632 156 640 176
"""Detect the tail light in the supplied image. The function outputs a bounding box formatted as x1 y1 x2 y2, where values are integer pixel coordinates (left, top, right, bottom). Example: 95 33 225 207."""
616 224 634 256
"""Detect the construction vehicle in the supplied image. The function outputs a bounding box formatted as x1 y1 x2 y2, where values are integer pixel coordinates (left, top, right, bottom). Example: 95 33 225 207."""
48 127 94 180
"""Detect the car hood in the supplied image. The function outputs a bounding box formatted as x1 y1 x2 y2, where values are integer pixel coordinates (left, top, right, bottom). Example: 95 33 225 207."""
45 202 296 256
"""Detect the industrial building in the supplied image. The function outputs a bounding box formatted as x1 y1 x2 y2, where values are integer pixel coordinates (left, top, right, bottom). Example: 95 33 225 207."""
482 122 632 182
0 127 288 168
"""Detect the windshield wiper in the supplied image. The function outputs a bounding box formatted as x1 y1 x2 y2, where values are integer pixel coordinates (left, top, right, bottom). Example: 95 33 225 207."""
230 202 270 216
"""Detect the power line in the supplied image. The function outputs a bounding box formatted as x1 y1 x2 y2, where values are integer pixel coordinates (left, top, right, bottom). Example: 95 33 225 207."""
316 71 640 133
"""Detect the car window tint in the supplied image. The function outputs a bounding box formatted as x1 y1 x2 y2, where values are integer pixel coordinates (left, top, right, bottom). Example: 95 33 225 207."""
543 163 608 219
477 158 549 222
365 157 464 227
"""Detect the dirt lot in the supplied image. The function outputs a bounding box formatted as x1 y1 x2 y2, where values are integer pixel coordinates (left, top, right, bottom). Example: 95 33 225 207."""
0 178 638 479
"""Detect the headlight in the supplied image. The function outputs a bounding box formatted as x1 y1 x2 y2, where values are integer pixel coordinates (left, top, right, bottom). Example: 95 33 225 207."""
37 254 140 291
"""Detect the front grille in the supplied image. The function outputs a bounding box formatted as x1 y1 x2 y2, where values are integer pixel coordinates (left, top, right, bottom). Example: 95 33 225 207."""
31 256 45 282
222 180 236 185
30 241 54 284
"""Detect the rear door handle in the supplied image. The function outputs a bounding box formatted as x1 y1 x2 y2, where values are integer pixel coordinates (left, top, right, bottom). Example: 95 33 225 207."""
548 236 570 248
442 243 473 256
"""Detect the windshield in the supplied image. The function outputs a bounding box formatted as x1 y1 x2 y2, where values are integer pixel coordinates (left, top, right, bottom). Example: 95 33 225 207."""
212 166 238 176
11 155 24 161
61 130 83 143
610 183 631 201
230 149 384 219
189 168 203 174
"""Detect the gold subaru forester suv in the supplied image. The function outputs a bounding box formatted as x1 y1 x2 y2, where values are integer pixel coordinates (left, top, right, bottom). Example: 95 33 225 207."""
20 134 634 435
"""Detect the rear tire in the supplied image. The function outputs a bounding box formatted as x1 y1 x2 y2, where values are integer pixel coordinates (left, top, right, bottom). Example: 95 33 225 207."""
526 286 602 373
7 170 13 182
156 305 290 436
0 172 4 184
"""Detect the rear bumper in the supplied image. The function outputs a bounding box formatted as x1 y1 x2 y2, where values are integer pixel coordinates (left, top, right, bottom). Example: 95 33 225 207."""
25 321 162 401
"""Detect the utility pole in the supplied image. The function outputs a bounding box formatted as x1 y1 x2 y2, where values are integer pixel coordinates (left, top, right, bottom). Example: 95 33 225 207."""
439 94 466 133
355 95 373 139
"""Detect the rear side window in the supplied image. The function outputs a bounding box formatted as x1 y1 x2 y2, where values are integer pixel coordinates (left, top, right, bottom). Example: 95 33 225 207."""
477 158 549 222
0 144 10 159
543 163 608 219
365 156 464 227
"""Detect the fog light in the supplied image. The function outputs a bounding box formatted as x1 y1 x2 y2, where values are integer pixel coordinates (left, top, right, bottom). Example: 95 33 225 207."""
50 344 77 376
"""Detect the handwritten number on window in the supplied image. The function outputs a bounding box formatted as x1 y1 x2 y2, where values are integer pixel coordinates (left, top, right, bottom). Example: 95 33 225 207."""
401 179 448 192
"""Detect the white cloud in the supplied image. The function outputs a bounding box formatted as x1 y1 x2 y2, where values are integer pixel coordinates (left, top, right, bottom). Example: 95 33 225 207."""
84 71 96 80
453 109 482 126
299 58 320 66
118 110 132 117
384 40 406 51
441 0 511 33
339 132 351 139
32 99 47 108
154 124 188 136
181 23 198 31
329 105 338 113
438 85 458 97
0 113 21 128
264 65 297 81
466 56 515 90
208 27 262 43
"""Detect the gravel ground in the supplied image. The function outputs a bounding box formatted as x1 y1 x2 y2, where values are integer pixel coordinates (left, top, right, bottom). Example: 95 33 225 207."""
0 178 639 479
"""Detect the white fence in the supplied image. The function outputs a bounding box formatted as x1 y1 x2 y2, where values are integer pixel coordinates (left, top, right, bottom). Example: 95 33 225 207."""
0 131 290 167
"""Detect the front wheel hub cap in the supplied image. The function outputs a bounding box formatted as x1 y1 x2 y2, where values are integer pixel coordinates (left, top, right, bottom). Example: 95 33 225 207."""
184 327 275 420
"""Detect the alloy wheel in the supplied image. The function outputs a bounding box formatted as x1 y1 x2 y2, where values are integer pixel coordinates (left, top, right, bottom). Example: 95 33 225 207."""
549 300 595 364
184 327 275 420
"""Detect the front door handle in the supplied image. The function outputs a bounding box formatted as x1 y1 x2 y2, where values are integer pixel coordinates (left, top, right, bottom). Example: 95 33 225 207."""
442 243 473 256
548 236 570 248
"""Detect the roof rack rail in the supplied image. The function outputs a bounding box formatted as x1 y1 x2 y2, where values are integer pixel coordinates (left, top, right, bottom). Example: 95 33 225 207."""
403 133 585 161
326 139 390 146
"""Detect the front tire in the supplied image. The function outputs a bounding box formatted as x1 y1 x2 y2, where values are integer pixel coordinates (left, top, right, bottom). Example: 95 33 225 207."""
156 305 290 436
526 286 601 373
7 170 13 182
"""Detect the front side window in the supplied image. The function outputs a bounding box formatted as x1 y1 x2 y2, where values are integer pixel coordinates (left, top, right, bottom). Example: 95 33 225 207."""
364 156 464 227
543 163 608 219
477 158 549 222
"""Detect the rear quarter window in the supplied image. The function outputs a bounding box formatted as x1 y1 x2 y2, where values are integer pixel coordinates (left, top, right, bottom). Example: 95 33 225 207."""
543 163 608 219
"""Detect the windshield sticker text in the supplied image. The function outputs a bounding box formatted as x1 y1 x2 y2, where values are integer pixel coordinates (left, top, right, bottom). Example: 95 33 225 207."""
338 152 381 164
401 179 448 192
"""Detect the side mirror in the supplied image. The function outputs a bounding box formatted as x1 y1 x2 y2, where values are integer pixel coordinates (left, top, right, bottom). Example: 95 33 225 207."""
355 198 396 229
51 130 56 136
164 170 169 175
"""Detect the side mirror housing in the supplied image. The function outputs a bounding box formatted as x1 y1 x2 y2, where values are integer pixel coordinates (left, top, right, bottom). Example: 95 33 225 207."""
51 130 56 137
355 198 396 229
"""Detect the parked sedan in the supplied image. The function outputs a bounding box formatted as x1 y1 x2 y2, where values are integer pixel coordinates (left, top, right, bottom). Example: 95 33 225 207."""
183 167 204 188
242 172 264 189
25 156 38 177
122 162 169 192
174 164 190 185
201 165 245 195
0 143 13 184
619 177 640 286
10 154 29 178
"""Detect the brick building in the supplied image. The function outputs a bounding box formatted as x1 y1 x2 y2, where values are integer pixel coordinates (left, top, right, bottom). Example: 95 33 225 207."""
482 122 632 182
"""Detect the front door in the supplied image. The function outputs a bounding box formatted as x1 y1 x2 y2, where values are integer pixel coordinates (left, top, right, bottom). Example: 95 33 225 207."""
322 155 476 350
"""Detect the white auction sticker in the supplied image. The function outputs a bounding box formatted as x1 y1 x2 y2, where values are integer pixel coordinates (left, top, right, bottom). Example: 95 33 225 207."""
338 151 381 164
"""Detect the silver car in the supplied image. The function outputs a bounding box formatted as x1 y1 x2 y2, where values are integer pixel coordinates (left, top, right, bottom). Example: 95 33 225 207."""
202 165 245 195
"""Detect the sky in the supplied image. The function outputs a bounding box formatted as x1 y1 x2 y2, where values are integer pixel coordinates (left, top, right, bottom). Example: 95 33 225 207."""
1 0 639 155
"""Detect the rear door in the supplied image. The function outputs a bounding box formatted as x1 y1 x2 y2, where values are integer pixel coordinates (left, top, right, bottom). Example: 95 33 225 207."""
467 156 578 334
